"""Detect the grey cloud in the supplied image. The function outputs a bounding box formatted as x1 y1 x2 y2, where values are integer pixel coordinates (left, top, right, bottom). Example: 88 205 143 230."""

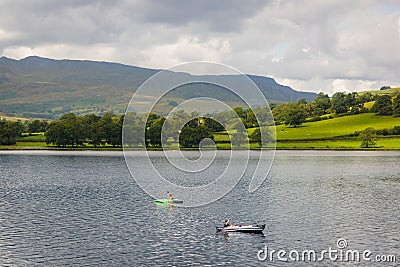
129 0 267 32
0 0 398 93
0 0 124 47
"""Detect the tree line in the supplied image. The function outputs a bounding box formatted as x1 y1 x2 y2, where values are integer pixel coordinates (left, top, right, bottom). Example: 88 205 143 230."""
124 108 273 148
1 108 273 148
45 113 123 147
2 90 400 147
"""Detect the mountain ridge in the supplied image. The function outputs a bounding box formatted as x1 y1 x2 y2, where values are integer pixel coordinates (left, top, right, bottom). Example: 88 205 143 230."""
0 56 316 119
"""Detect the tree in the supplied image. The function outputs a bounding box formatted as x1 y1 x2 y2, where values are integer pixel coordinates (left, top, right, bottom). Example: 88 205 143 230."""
371 95 393 115
203 117 224 132
58 113 85 146
89 120 105 147
0 120 24 145
312 92 331 116
82 114 103 147
45 113 86 147
146 112 160 128
228 118 247 147
146 117 166 147
331 92 348 114
253 106 274 126
250 128 273 147
162 110 190 141
101 113 123 147
123 113 145 147
179 124 213 148
393 93 400 117
45 121 70 147
28 119 48 133
358 127 377 148
231 131 247 147
297 98 307 105
275 103 307 127
357 92 373 104
233 107 258 128
244 108 259 128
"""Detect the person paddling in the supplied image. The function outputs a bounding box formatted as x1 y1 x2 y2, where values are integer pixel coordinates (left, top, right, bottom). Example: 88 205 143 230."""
224 218 232 228
168 193 174 200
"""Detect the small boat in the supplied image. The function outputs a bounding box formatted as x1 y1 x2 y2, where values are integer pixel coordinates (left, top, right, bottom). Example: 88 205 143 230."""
155 198 183 204
216 224 265 234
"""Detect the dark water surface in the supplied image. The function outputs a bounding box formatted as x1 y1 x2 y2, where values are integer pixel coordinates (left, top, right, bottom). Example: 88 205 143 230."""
1 150 399 266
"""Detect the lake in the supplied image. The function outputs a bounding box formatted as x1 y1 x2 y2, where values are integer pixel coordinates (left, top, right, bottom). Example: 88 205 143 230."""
1 150 399 266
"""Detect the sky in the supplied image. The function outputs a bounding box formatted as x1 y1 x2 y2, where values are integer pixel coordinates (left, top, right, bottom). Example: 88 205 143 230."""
0 0 399 94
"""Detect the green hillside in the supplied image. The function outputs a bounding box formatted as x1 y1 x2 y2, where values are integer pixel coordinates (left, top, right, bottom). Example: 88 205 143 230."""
274 113 400 140
212 113 400 150
271 113 400 149
360 87 400 97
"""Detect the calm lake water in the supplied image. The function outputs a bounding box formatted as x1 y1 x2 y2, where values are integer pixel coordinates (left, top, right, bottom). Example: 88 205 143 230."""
1 150 399 266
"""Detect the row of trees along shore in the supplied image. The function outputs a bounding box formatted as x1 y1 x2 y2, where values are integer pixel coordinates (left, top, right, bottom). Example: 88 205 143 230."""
1 91 400 147
0 108 272 147
44 108 273 148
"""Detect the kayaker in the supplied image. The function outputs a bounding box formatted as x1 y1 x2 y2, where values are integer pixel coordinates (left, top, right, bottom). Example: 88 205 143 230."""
224 218 231 228
168 194 174 200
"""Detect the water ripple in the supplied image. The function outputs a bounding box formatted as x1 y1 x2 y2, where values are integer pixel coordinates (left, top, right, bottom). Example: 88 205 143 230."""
0 152 399 266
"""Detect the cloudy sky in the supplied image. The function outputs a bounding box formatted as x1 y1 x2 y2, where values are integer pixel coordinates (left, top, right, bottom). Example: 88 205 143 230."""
0 0 399 94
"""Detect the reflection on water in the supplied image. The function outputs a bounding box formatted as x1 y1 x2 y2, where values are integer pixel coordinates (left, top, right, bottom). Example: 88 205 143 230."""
0 151 399 266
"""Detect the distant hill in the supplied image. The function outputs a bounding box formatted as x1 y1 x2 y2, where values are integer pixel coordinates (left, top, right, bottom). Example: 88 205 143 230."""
0 56 316 119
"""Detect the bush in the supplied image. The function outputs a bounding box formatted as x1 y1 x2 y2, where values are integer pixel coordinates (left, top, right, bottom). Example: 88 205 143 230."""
392 126 400 135
308 116 322 122
373 126 400 136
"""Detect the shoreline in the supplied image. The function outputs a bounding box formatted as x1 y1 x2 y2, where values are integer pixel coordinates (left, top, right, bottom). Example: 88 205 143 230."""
2 149 400 158
1 146 399 152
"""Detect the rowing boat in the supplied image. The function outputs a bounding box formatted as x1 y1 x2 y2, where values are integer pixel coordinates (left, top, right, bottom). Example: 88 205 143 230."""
216 224 265 234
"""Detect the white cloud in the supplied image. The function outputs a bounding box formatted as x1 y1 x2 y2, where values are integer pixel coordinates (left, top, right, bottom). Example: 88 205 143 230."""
398 16 400 38
138 37 232 69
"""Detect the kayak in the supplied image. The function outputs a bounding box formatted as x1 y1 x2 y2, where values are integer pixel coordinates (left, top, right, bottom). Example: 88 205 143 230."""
216 224 265 234
155 199 183 204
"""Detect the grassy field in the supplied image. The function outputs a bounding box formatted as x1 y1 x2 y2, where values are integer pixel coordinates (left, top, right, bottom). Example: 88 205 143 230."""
276 138 400 150
213 113 400 150
216 113 400 141
273 113 400 140
18 133 46 142
0 114 32 121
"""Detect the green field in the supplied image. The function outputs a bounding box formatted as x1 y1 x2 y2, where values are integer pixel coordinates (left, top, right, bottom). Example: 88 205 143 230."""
17 133 46 142
213 113 400 150
216 113 400 141
361 87 400 97
274 113 400 140
276 138 400 150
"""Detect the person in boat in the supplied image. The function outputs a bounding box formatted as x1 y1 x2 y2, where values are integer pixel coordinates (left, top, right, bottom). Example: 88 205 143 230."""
168 193 174 200
224 218 231 228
